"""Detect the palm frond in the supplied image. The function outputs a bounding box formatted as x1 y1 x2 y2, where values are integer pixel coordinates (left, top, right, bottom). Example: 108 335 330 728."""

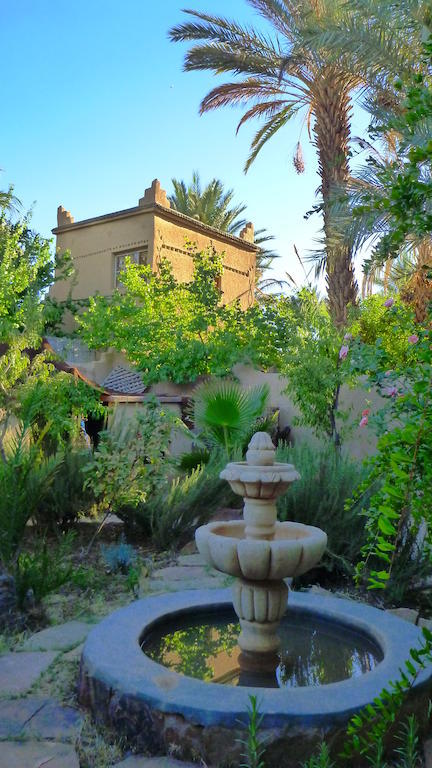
191 379 270 452
245 104 301 171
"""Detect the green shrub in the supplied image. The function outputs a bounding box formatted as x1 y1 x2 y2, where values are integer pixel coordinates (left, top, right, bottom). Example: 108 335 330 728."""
84 398 182 516
122 452 235 550
0 425 60 566
36 448 95 531
276 442 367 577
15 534 78 608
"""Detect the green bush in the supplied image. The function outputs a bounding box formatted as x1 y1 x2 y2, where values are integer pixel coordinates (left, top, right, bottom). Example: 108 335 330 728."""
37 448 95 531
84 398 182 516
276 442 367 578
121 452 235 550
0 425 60 566
15 534 78 608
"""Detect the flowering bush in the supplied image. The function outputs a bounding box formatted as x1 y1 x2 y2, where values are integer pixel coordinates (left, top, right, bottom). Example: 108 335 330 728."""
347 308 432 589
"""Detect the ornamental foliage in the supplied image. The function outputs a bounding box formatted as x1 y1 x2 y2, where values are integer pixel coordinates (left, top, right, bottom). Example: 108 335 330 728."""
348 309 432 590
78 244 258 384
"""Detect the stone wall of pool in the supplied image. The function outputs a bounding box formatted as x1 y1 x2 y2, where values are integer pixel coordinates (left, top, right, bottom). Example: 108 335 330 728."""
78 589 432 767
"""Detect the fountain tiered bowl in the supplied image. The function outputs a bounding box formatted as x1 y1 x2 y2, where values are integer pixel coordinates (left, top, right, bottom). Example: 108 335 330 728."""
195 432 327 654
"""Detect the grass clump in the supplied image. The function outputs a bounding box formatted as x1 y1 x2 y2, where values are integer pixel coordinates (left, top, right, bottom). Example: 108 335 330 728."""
276 441 367 579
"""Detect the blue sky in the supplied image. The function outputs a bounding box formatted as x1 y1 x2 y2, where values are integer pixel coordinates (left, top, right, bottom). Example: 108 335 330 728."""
1 0 370 287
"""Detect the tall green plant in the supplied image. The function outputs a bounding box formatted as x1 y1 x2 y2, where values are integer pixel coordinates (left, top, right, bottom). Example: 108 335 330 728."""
84 398 183 518
130 452 235 550
0 423 60 566
276 442 366 576
347 306 432 591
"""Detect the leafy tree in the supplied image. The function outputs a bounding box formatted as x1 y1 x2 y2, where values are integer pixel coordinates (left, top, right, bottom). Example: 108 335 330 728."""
255 289 353 446
78 244 258 384
0 209 72 412
84 398 182 516
347 296 432 591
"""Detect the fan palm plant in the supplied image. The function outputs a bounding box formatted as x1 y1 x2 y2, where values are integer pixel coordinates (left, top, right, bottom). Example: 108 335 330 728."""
190 379 270 455
169 1 426 324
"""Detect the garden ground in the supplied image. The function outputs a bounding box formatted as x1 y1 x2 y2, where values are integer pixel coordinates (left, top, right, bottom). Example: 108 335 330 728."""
2 517 432 768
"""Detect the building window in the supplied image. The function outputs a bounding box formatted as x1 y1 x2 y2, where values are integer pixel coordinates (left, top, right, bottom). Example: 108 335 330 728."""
114 247 148 287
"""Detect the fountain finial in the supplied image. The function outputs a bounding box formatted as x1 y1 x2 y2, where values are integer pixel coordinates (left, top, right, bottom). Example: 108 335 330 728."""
246 431 276 466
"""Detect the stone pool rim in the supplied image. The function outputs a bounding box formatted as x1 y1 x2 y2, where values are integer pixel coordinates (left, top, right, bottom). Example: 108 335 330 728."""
80 588 432 730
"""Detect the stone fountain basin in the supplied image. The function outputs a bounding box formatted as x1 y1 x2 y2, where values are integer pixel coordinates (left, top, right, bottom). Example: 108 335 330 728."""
195 520 327 580
79 589 432 767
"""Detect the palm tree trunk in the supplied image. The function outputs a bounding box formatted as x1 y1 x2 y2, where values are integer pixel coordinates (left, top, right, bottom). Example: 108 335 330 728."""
313 76 358 325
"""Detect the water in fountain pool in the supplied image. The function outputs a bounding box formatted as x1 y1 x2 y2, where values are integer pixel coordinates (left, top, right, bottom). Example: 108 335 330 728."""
141 607 383 688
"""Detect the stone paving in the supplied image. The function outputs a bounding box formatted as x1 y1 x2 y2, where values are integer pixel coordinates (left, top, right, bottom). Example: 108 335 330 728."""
0 554 224 767
114 758 195 768
0 650 57 695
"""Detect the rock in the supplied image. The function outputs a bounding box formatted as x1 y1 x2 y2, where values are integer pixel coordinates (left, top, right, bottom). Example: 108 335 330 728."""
386 608 419 624
418 617 432 631
0 697 82 740
424 737 432 768
114 758 195 768
0 651 57 695
20 620 92 651
25 699 83 740
145 572 230 595
177 554 207 567
151 565 210 581
179 541 197 555
0 741 79 768
63 642 84 661
309 585 332 597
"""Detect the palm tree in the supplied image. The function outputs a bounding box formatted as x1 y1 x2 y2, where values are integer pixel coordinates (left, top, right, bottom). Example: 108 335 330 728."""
169 1 423 325
169 2 364 325
0 187 20 215
169 171 247 233
170 171 279 279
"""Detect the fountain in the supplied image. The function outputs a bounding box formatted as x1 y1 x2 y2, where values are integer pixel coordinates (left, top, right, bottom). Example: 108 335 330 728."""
195 432 327 674
79 434 432 767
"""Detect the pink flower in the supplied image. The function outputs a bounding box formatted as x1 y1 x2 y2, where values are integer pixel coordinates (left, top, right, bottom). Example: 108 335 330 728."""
384 298 394 307
344 333 353 341
339 345 349 360
382 385 398 397
362 409 370 417
384 370 393 377
359 415 369 428
408 334 419 344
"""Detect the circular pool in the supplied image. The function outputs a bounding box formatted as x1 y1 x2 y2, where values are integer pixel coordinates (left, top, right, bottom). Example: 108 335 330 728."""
79 589 432 767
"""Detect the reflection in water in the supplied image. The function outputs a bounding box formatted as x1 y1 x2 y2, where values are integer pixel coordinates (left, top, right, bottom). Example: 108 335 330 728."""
141 609 382 688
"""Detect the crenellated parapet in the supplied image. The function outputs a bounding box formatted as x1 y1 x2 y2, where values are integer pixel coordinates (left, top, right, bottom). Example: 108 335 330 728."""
57 206 75 227
138 179 171 209
239 222 254 243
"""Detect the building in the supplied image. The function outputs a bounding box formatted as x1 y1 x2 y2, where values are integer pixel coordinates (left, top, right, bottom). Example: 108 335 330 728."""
49 179 257 311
